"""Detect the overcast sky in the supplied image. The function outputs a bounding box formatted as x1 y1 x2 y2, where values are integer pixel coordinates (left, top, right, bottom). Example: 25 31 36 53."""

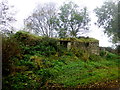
1 0 113 47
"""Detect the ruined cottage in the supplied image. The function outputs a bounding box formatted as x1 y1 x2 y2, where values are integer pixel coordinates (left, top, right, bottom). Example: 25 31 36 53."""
59 37 99 55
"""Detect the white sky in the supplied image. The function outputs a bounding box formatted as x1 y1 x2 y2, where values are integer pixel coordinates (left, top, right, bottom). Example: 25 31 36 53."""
1 0 113 47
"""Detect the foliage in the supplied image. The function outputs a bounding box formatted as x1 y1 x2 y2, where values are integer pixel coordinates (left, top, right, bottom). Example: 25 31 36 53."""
105 51 119 59
59 37 98 42
0 0 16 34
3 72 41 90
94 0 120 43
100 50 107 57
2 34 21 76
24 2 57 37
89 54 103 61
70 48 90 61
24 1 90 38
48 55 119 87
2 32 120 89
30 55 47 69
13 31 42 46
13 31 63 56
116 45 120 54
56 1 90 38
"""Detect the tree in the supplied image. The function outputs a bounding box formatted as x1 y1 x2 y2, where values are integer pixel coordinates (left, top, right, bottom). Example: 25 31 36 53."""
24 3 57 37
24 2 90 38
0 0 16 34
94 0 119 44
56 2 90 38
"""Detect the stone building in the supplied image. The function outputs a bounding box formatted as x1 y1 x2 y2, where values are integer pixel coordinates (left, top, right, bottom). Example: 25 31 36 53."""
59 37 99 55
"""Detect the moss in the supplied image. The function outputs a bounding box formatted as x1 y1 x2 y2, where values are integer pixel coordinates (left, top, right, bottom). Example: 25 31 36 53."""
77 38 99 42
15 31 42 40
14 31 98 44
59 37 98 42
13 31 42 45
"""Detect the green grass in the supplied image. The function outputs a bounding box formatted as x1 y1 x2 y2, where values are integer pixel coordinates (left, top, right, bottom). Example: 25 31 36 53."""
2 31 120 89
48 57 119 87
3 51 119 89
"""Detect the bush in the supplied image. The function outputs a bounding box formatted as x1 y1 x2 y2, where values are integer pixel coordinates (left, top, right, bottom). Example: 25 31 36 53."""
36 69 52 86
2 35 21 76
71 48 89 61
13 31 42 46
100 50 119 59
14 31 64 57
100 50 107 57
105 52 119 59
36 37 60 56
30 55 45 69
3 72 41 90
89 54 103 61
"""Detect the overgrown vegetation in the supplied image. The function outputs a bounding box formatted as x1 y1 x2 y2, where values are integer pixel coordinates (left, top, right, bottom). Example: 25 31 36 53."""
2 31 120 89
59 37 99 42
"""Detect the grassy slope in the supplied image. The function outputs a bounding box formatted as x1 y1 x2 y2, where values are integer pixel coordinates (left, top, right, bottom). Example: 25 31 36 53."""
2 31 120 89
47 53 119 87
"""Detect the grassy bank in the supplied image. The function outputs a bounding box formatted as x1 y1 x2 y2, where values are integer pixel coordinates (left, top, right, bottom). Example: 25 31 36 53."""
2 31 120 89
48 58 119 87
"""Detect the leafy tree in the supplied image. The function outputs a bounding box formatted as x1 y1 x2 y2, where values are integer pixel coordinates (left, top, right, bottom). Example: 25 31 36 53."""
56 2 90 38
0 0 16 34
24 3 57 37
94 0 119 44
24 2 90 38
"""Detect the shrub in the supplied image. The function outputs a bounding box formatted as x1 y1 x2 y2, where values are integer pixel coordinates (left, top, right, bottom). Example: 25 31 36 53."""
13 31 68 57
71 48 89 61
3 72 41 90
2 35 21 76
100 50 107 57
14 31 64 57
81 52 90 61
36 69 52 86
105 52 119 59
30 55 45 69
37 37 60 56
13 31 42 46
89 54 103 61
11 66 28 74
100 50 119 60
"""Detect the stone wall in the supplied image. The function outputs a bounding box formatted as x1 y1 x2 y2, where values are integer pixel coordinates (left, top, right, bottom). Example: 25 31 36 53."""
88 42 99 55
59 40 99 55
